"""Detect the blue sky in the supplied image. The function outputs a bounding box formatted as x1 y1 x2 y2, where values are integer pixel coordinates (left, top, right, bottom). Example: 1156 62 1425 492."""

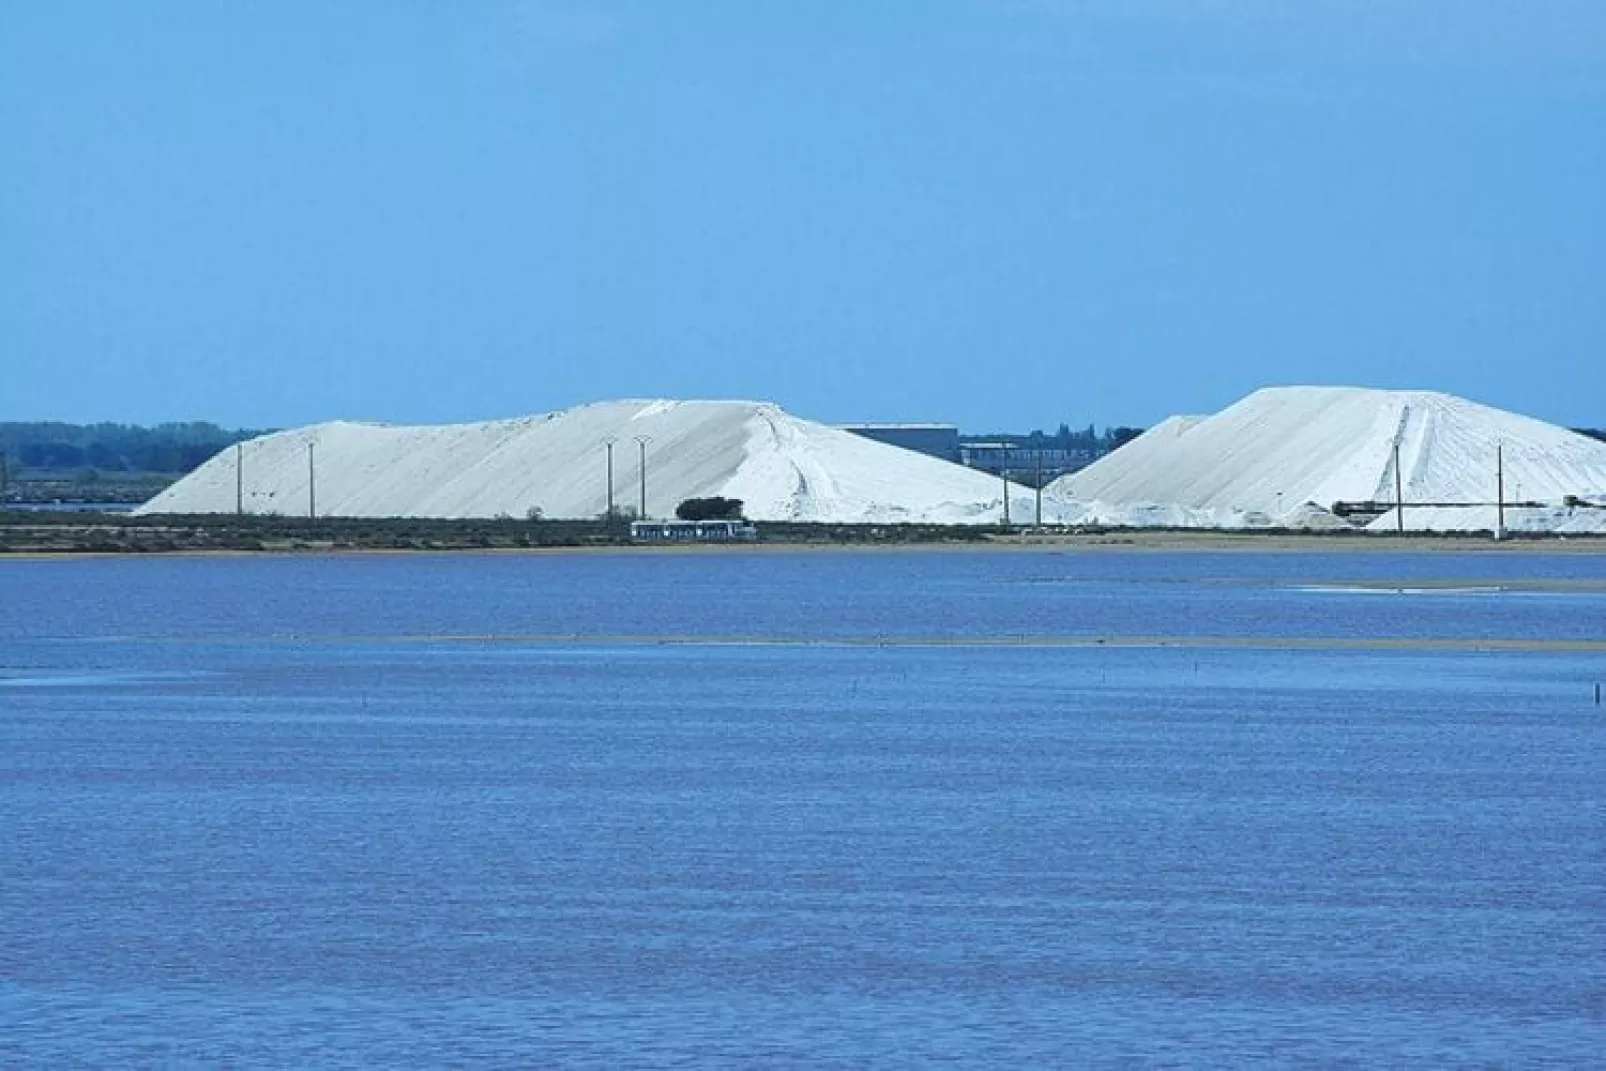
4 1 1602 430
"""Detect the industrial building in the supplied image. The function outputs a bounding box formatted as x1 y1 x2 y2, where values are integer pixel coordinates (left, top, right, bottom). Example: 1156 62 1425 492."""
838 423 960 463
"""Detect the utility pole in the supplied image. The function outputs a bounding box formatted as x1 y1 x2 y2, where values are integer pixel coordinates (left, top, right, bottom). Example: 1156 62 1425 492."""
1000 443 1012 527
1495 442 1505 540
1393 441 1404 536
0 450 9 500
1034 448 1043 528
634 435 651 519
307 442 317 520
603 438 616 519
235 443 244 516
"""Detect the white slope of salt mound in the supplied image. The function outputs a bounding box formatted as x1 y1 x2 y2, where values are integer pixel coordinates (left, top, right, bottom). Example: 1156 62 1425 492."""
1045 387 1606 526
1047 499 1263 530
136 400 1031 523
1366 505 1606 535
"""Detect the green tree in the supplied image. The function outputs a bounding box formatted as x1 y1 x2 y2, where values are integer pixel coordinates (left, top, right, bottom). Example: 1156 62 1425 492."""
675 497 744 521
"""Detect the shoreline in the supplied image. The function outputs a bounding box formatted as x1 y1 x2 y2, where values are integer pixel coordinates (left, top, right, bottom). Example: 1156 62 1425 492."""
4 526 1606 560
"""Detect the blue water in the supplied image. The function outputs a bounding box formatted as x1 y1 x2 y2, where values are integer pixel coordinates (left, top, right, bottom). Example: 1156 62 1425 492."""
3 549 1603 1066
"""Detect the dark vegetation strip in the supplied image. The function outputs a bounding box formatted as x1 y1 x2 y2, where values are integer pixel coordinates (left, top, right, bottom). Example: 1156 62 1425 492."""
3 511 1600 555
0 513 1006 554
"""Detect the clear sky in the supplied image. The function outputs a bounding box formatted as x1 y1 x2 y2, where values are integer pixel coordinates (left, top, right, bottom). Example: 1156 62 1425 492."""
4 1 1603 431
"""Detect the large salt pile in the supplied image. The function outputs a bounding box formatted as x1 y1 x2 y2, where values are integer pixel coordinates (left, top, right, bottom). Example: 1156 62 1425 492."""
1044 387 1606 532
137 400 1038 523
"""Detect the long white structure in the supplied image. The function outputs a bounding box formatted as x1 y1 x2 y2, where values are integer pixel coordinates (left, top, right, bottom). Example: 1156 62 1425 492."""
136 399 1041 523
1045 386 1606 531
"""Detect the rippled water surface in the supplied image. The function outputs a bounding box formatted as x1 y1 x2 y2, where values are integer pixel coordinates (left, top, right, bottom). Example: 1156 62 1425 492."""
3 549 1604 1066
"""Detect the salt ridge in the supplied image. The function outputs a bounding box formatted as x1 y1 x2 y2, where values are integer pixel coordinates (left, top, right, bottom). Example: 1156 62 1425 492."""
1045 386 1606 532
136 399 1041 523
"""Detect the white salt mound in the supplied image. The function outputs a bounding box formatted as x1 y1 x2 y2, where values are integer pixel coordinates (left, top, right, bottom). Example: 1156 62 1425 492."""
1045 386 1606 532
136 399 1037 523
137 387 1606 533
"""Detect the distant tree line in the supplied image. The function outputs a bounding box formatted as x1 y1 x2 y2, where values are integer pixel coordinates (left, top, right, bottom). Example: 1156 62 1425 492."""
959 423 1145 454
0 422 267 474
1575 428 1606 445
